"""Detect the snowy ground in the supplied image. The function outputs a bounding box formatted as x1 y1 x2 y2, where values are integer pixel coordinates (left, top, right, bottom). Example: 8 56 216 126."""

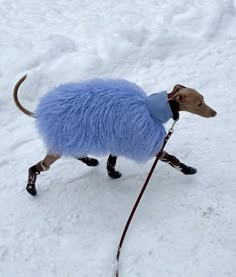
1 0 236 276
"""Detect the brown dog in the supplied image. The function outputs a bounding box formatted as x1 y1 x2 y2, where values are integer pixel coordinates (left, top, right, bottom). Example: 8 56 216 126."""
13 76 216 196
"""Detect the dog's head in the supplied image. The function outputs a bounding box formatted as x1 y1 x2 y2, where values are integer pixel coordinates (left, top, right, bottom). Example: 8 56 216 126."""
169 84 217 118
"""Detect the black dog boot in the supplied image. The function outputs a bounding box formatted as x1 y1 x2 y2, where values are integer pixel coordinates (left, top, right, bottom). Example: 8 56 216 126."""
26 161 49 196
161 153 197 175
107 167 122 179
107 155 122 179
77 156 99 167
179 163 197 175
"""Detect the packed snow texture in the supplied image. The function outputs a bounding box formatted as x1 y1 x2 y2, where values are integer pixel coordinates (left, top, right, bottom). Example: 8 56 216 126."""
0 0 236 276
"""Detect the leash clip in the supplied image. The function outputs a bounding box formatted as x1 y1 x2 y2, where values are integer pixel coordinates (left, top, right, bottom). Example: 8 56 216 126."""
169 120 178 133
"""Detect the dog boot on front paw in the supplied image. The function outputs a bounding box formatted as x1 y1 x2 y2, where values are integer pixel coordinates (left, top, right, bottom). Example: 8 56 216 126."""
108 169 122 179
179 163 197 175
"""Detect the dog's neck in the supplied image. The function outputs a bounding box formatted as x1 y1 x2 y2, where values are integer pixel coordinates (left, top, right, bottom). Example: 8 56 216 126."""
167 92 179 121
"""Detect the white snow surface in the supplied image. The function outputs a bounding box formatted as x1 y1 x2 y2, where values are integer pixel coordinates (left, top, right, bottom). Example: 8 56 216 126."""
1 0 236 276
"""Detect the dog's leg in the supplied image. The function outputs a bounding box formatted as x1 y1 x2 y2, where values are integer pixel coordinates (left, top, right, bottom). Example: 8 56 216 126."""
160 151 197 175
77 156 99 167
107 155 122 179
26 154 61 196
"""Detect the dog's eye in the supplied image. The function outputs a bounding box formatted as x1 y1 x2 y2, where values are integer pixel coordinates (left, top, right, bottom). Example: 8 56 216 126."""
198 102 202 107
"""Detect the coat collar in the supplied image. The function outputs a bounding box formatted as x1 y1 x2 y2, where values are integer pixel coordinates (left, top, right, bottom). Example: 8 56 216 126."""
145 91 177 123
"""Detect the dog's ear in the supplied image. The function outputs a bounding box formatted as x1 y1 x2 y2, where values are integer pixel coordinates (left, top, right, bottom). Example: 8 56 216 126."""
168 84 186 102
170 92 185 102
171 84 186 94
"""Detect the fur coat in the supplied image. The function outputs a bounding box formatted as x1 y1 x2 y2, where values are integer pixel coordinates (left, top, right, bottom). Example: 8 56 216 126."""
36 79 173 162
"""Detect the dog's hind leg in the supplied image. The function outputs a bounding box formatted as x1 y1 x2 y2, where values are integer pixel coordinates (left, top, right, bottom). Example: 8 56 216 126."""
26 154 61 196
77 156 99 167
160 151 197 175
107 155 122 179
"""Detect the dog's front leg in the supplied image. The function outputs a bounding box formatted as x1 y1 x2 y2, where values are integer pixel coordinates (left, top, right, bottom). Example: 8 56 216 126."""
160 151 197 175
107 155 122 179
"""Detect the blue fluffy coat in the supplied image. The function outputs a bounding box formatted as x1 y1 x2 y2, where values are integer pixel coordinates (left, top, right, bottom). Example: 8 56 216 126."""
36 79 173 162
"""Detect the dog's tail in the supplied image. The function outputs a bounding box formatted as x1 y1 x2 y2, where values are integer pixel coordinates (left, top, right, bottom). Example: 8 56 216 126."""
13 75 36 118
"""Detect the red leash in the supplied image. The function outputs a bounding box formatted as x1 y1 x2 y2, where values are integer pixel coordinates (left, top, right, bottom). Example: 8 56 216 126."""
115 120 177 277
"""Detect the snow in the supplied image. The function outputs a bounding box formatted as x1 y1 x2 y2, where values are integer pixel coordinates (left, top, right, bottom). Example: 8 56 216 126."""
0 0 236 276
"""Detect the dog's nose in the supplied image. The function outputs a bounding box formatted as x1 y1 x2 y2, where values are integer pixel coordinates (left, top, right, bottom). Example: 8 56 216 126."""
212 110 217 117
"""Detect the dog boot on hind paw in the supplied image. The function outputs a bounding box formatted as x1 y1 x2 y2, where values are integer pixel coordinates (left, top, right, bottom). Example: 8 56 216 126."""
77 157 99 167
26 164 41 196
26 183 37 196
26 161 49 196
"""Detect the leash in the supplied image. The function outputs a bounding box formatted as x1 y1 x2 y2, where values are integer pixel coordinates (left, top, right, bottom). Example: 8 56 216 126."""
115 120 178 277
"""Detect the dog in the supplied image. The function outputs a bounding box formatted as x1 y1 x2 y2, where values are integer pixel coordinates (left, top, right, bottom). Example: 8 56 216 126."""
13 75 217 196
